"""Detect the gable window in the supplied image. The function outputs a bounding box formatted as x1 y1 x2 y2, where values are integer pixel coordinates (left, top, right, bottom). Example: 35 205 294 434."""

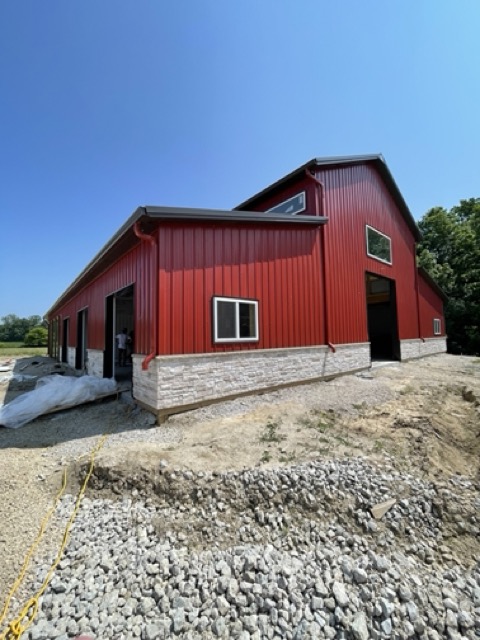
213 297 259 342
267 192 306 215
366 225 392 265
433 318 441 335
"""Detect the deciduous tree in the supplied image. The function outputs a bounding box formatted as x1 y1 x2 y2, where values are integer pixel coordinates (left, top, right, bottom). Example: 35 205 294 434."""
24 326 48 347
0 314 44 342
418 198 480 355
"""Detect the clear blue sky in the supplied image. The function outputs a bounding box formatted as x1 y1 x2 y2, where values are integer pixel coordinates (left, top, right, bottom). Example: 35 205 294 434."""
0 1 478 318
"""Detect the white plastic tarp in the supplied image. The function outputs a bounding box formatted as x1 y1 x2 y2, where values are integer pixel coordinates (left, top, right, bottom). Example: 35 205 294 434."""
0 375 117 429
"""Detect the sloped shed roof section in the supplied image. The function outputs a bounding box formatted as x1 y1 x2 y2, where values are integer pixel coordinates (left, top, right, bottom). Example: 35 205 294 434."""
235 154 422 242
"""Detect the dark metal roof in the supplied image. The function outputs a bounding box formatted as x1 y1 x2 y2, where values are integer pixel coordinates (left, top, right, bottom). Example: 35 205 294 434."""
143 205 327 226
235 154 422 242
46 205 327 316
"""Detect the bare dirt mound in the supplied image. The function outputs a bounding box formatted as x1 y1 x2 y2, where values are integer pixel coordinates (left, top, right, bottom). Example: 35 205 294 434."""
92 354 480 483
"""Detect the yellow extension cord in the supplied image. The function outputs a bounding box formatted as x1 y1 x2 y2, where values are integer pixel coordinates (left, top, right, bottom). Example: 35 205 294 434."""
0 433 108 640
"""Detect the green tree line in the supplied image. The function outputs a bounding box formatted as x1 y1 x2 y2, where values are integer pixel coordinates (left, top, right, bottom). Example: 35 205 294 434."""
417 198 480 355
0 314 48 346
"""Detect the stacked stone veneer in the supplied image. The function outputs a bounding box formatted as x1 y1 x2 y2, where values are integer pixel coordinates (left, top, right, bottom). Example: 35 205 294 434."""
400 337 447 361
86 349 104 377
132 343 370 413
66 347 76 369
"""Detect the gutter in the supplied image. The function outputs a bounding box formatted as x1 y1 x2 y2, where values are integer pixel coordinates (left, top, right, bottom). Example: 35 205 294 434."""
133 221 158 370
414 249 425 342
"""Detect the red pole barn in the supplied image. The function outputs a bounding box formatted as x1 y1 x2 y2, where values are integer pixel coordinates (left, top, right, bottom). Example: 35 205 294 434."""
47 155 446 418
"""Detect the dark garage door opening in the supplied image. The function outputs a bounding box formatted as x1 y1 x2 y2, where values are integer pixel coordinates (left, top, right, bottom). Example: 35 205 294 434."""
365 273 400 361
104 284 134 382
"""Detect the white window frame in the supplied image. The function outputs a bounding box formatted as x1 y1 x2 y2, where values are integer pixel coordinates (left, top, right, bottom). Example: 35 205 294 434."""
433 318 441 335
213 296 259 343
366 225 392 265
266 191 306 216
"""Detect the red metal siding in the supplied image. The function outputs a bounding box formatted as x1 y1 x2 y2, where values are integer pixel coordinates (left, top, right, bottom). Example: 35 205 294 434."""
52 243 155 355
157 222 324 355
49 162 433 361
245 177 318 216
418 273 445 337
246 164 421 345
314 164 419 344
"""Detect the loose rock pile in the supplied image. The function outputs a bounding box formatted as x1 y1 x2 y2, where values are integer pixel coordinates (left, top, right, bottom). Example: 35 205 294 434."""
25 459 479 639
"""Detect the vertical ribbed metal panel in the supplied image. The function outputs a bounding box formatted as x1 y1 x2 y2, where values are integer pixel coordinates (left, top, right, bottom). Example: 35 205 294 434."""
52 242 154 354
157 222 324 355
244 162 422 344
418 274 445 337
50 161 428 360
247 177 317 215
314 164 420 343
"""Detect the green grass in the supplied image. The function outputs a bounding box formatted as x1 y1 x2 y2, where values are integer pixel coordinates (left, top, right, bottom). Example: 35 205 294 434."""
334 434 350 447
259 420 286 444
298 410 335 433
260 450 272 463
279 451 297 463
0 342 47 357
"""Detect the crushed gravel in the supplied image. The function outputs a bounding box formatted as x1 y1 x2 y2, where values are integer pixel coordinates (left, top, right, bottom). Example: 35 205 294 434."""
23 458 480 640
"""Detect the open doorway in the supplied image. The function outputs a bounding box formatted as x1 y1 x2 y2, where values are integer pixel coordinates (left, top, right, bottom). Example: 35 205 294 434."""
104 284 134 382
75 309 88 370
365 273 400 361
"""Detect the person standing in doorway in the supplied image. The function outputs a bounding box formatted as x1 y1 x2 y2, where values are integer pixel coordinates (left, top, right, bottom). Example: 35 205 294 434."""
128 329 134 363
116 328 129 366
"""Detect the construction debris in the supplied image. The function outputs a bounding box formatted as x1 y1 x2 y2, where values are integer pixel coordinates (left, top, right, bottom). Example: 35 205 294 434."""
0 375 117 429
370 497 397 520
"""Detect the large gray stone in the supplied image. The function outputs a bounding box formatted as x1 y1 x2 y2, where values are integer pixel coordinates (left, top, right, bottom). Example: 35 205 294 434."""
212 617 226 636
332 582 349 608
352 568 368 584
350 612 369 640
172 608 186 633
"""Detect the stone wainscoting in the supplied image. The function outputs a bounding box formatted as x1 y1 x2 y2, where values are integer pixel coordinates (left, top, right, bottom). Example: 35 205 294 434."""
61 339 448 417
400 337 447 361
86 349 104 377
132 343 371 416
66 347 76 369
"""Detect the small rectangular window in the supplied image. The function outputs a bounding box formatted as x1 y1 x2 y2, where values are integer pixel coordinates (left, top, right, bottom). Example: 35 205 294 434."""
366 225 392 265
213 297 259 343
266 192 306 215
433 318 441 335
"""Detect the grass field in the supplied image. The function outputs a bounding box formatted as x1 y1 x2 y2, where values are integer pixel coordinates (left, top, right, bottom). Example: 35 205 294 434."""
0 342 47 357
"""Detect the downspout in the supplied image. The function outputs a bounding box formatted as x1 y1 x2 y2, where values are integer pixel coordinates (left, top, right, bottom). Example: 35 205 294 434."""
133 220 158 369
414 246 425 342
304 169 336 353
